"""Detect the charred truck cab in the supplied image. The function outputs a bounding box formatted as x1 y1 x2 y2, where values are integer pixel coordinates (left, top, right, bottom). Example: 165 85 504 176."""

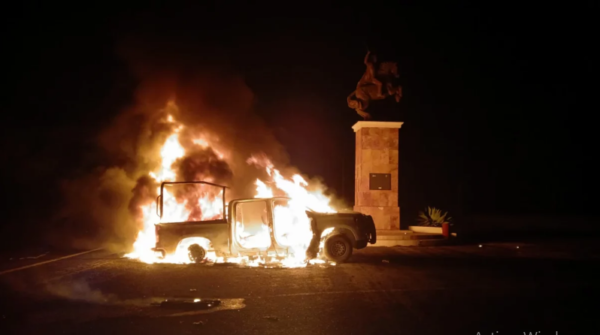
152 181 376 263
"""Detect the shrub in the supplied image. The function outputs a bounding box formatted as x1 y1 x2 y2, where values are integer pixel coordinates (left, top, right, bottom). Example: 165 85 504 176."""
418 207 452 227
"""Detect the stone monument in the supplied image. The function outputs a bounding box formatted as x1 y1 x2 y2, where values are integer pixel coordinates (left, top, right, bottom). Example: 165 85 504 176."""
353 121 403 230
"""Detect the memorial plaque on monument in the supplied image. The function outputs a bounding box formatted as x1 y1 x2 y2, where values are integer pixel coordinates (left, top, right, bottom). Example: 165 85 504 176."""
369 173 391 190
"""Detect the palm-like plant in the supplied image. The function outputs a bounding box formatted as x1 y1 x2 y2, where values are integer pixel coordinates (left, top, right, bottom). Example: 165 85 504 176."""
418 207 452 227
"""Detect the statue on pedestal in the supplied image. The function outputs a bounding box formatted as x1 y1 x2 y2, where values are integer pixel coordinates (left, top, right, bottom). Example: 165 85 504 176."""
347 51 403 119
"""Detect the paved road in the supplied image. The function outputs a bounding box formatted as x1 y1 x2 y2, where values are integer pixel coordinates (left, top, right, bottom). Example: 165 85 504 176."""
1 242 599 334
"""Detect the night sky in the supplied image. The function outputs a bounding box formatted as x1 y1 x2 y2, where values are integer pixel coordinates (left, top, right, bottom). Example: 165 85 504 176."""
2 2 596 247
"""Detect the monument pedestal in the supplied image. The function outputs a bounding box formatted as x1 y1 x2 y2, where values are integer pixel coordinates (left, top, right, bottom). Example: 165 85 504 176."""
353 121 403 230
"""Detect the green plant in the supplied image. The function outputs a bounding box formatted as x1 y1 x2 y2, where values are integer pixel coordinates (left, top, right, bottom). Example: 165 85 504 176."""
418 207 452 227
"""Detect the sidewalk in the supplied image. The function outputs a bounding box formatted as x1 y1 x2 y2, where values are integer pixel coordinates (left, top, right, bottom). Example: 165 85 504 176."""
370 230 452 247
365 234 600 260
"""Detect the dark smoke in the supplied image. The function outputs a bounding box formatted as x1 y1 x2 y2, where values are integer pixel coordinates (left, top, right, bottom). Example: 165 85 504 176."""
173 147 233 183
52 29 291 252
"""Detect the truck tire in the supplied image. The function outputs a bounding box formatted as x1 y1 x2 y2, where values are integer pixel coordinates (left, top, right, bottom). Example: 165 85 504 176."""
323 235 353 263
188 244 206 263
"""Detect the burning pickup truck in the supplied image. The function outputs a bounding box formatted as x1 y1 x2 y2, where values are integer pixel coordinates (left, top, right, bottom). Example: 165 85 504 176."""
151 181 376 264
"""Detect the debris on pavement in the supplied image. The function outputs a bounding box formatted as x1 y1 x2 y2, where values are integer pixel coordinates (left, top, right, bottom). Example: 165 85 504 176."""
190 288 197 292
160 298 221 310
192 321 204 326
382 259 390 263
264 315 279 321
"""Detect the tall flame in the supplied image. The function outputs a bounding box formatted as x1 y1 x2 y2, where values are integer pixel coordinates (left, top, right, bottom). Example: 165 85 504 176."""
246 154 336 266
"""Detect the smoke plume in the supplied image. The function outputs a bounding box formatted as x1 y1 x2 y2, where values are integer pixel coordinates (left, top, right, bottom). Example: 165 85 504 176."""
51 31 291 251
51 23 346 252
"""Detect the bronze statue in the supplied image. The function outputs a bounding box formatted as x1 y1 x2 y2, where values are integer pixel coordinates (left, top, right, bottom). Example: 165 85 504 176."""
347 51 402 119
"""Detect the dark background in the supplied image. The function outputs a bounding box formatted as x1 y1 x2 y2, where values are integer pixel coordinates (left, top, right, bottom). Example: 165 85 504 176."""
1 2 597 248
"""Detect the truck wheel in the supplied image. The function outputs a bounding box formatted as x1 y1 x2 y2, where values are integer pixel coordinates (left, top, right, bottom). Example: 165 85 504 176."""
188 244 206 263
323 235 353 263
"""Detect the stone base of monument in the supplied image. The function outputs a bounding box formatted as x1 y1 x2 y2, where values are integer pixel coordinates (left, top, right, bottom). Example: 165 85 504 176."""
353 121 404 230
354 206 400 230
369 230 450 247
